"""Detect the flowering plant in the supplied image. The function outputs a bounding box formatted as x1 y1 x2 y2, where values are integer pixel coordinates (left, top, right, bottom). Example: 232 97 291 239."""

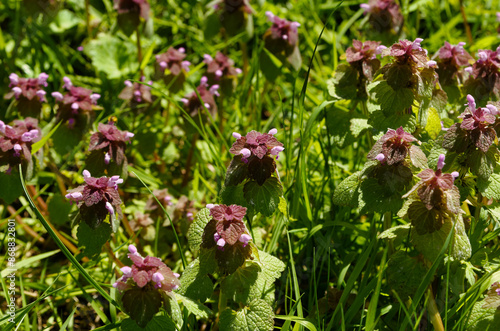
113 245 180 327
5 73 48 117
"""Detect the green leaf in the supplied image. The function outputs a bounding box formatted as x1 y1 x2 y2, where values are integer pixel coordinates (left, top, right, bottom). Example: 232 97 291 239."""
49 9 81 33
220 184 248 209
219 299 274 331
384 64 413 90
359 176 409 214
221 251 285 306
176 293 212 319
243 177 283 217
350 118 371 138
452 215 472 261
76 221 112 259
377 224 411 248
425 107 441 139
327 64 359 100
325 106 355 148
47 193 73 226
333 171 361 207
368 80 414 115
478 166 500 200
187 208 212 252
121 288 163 328
121 316 176 330
177 253 215 302
368 110 416 136
411 218 452 262
0 171 23 205
85 34 137 79
407 201 447 235
469 147 497 182
387 251 428 300
225 156 249 187
466 301 500 331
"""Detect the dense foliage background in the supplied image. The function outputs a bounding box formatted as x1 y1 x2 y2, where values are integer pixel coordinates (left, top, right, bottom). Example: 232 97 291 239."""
2 0 500 330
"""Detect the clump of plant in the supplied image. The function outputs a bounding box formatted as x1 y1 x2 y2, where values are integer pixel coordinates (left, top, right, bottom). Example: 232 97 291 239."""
360 0 403 38
0 117 41 177
180 204 285 331
5 73 49 117
65 170 123 258
328 40 383 100
52 77 101 129
260 11 302 81
155 47 191 93
221 128 285 216
114 0 150 36
118 77 153 110
85 121 134 178
203 52 242 95
113 245 180 328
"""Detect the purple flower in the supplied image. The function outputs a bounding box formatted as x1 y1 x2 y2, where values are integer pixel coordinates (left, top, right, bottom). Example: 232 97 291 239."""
54 77 100 124
389 38 429 68
204 52 242 82
88 122 134 166
209 204 250 248
181 77 219 119
118 77 153 104
65 170 123 228
266 11 300 46
465 46 500 94
459 94 496 131
360 0 403 33
0 118 41 171
6 73 49 102
229 129 285 161
113 245 180 292
155 47 190 76
345 40 382 80
367 127 418 165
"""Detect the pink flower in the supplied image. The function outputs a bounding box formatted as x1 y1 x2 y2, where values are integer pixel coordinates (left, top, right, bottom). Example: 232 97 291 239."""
229 130 284 161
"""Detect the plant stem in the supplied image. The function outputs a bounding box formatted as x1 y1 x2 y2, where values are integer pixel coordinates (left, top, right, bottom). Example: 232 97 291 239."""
459 0 473 44
136 26 143 76
383 212 394 254
85 0 91 37
427 286 444 331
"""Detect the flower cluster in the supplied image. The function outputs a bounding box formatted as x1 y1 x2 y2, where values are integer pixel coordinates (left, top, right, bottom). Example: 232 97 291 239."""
6 73 49 117
0 118 41 172
367 127 418 165
53 77 100 126
402 154 462 235
6 73 48 102
156 47 191 76
230 129 284 161
65 170 123 228
360 0 403 33
388 38 431 68
180 76 219 119
226 129 285 186
118 77 153 105
208 204 251 250
204 52 242 83
263 11 302 72
345 40 384 80
434 41 473 86
464 46 500 98
443 94 498 153
113 244 180 292
88 122 134 166
265 11 300 47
